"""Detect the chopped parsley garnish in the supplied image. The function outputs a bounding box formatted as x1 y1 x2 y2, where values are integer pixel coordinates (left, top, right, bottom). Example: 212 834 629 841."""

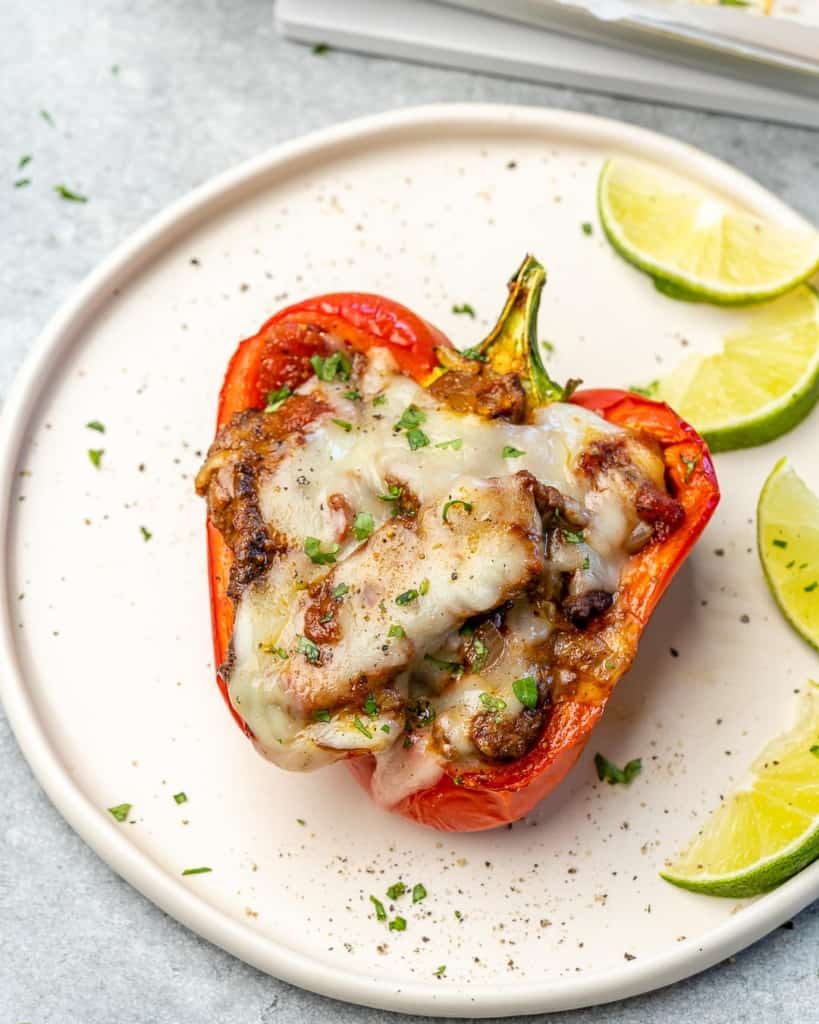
628 381 659 399
395 589 418 606
381 724 391 733
470 635 488 672
332 582 349 599
14 178 30 188
19 154 32 169
311 351 351 382
173 792 188 805
512 675 538 709
395 404 426 431
363 693 379 718
312 41 331 54
479 692 507 713
460 346 488 362
805 582 818 593
259 643 288 659
406 427 429 450
304 536 340 564
451 303 475 317
264 385 291 412
54 184 88 203
181 866 212 876
378 484 403 503
41 109 55 126
424 654 464 677
562 528 584 544
388 624 406 639
810 745 819 758
412 883 427 903
297 818 306 826
442 499 473 522
85 420 105 433
434 438 463 450
582 555 591 570
434 965 446 977
419 578 430 596
331 417 353 432
386 882 406 900
354 716 373 739
352 511 374 540
88 448 104 468
139 526 152 542
370 895 387 920
502 446 525 459
581 222 593 235
772 539 788 549
107 803 131 822
594 753 642 786
319 609 334 623
388 916 407 932
372 392 387 407
343 389 362 401
680 455 698 481
313 709 331 722
296 635 320 663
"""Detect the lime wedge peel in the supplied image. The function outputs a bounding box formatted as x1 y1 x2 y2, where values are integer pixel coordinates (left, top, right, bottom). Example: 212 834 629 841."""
648 285 819 453
661 687 819 898
757 457 819 653
599 157 819 306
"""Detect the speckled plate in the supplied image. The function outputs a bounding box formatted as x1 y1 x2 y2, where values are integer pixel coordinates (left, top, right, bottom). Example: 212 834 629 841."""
1 105 817 1017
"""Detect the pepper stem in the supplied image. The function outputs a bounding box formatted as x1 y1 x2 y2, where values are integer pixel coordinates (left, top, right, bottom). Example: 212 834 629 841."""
468 254 565 406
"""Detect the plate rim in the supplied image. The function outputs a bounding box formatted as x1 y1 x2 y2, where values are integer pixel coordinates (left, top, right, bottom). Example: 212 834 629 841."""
1 102 817 1017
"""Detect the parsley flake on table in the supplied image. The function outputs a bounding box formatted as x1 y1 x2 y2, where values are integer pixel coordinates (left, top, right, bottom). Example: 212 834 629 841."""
85 420 105 433
87 448 104 468
434 965 446 977
370 895 387 921
14 178 30 189
388 916 407 931
312 42 331 54
173 792 188 805
594 753 642 785
140 526 152 542
451 303 475 317
41 109 55 126
19 154 32 169
107 803 131 822
581 222 593 236
181 866 212 876
54 184 88 203
386 881 406 900
412 883 427 903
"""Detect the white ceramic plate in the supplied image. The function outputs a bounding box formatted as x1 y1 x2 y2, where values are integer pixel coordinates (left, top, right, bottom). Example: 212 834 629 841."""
1 105 817 1018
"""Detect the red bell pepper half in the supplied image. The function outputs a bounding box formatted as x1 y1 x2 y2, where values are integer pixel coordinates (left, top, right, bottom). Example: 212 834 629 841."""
202 257 719 831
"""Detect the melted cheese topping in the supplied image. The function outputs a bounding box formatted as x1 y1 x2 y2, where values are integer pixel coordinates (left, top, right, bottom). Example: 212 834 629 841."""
227 349 652 800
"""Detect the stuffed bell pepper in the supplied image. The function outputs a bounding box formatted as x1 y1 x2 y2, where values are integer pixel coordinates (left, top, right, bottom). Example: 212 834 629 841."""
195 255 719 831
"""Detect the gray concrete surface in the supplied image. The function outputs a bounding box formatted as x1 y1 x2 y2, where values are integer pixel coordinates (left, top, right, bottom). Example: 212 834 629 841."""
1 2 818 1021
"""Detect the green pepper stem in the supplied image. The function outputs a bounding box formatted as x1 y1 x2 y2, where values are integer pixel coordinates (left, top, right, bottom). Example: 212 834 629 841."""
473 254 564 405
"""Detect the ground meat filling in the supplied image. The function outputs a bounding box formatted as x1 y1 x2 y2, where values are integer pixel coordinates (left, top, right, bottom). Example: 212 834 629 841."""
471 706 546 761
562 589 615 629
427 360 527 421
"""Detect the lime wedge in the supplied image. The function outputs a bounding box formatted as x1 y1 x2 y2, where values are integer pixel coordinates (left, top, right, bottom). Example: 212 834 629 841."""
758 457 819 652
599 158 819 305
661 688 819 897
649 286 819 452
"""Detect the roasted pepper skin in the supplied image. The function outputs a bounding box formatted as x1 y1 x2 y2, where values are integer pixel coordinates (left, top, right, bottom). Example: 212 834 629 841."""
204 294 720 831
